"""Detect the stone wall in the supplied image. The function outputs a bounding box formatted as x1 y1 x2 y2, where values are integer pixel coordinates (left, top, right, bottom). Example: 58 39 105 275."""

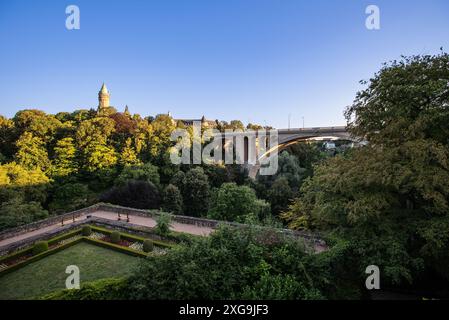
0 204 100 242
96 203 220 228
0 221 86 256
95 203 325 245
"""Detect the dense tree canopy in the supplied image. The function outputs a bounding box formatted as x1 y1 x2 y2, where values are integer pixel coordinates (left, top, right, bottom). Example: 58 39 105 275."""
283 52 449 288
209 182 270 222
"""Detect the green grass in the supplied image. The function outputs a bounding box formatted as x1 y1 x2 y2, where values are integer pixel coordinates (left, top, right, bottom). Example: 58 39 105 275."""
0 242 141 300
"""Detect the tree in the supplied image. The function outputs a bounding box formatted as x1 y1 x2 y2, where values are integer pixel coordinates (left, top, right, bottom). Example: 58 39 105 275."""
162 184 183 214
0 197 48 231
228 120 245 131
119 138 141 167
209 182 270 222
345 53 449 147
200 164 232 188
15 132 50 171
0 162 50 204
283 53 449 287
170 170 186 189
181 167 210 217
0 115 15 161
286 142 325 176
13 109 61 142
48 182 90 214
246 123 263 131
82 142 118 172
115 162 159 186
52 137 78 177
75 117 115 148
267 177 294 215
256 150 306 200
125 226 336 300
100 180 161 209
147 114 176 161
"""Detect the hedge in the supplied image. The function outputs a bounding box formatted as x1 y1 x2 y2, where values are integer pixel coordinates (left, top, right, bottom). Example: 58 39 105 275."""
89 225 174 249
40 277 129 300
82 237 148 258
32 241 49 255
0 238 83 277
0 228 83 264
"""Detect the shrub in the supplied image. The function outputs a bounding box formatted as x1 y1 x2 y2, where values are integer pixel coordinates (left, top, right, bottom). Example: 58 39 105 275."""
110 231 121 244
162 184 183 214
41 278 129 300
143 240 154 253
32 241 49 255
155 212 172 237
82 225 92 236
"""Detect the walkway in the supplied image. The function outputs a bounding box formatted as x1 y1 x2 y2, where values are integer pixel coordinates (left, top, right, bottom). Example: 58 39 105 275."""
0 210 214 248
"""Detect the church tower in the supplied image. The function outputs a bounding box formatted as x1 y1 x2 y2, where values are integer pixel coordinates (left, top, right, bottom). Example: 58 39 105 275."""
98 83 110 110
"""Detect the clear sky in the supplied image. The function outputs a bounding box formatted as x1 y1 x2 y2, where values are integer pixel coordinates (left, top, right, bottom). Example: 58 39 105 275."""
0 0 448 128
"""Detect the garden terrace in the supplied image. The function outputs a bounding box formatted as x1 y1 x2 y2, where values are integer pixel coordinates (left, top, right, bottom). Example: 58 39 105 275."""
0 225 173 299
0 203 326 256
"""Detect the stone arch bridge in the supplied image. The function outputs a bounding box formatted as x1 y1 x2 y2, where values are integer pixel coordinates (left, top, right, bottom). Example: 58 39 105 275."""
213 126 357 178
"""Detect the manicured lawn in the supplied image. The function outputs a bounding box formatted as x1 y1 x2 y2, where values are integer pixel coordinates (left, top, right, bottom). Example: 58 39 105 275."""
0 242 141 300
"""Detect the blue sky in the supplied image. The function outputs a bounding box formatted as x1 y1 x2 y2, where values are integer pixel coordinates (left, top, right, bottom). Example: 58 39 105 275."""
0 0 448 128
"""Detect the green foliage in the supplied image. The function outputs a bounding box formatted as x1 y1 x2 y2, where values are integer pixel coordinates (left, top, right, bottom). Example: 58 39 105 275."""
209 182 270 222
82 225 92 236
119 138 141 167
162 184 183 214
52 137 78 177
180 167 210 216
284 52 449 288
110 231 121 244
0 162 49 203
41 278 129 300
0 115 15 161
15 132 50 171
13 109 61 142
126 226 351 300
82 142 118 172
101 180 161 209
275 151 306 190
345 52 449 146
155 212 172 237
0 197 48 231
267 177 294 215
115 162 159 186
146 114 176 161
240 274 324 300
48 182 90 214
32 241 49 255
75 117 116 148
143 239 154 253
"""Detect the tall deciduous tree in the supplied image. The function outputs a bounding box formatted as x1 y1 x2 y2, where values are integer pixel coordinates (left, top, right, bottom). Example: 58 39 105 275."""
283 52 449 286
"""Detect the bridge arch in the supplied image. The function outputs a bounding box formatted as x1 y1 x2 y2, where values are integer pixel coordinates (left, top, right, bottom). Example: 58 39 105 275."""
249 128 360 179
